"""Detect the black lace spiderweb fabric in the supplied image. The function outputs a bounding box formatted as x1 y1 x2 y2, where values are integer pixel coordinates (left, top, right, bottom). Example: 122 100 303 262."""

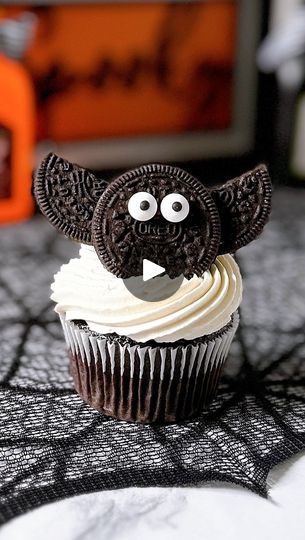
1 188 305 525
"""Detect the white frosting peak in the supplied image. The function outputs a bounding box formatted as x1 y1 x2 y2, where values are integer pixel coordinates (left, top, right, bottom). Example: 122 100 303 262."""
51 245 242 343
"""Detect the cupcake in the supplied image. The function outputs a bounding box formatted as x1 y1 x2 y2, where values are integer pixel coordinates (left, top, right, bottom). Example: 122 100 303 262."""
34 154 272 423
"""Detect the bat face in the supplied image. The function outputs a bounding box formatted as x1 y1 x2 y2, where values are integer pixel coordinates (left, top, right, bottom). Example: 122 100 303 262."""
34 153 272 280
92 164 221 279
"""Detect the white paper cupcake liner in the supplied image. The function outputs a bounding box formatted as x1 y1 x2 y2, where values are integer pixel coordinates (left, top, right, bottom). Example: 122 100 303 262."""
60 312 239 423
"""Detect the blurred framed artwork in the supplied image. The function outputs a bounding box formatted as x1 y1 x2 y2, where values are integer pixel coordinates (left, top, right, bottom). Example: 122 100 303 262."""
4 1 262 168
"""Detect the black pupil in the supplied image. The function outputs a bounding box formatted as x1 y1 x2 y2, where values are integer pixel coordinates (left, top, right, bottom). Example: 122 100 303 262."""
172 201 182 212
140 200 150 211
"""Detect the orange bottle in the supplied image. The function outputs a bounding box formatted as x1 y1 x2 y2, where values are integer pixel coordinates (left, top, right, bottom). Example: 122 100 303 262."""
0 13 35 224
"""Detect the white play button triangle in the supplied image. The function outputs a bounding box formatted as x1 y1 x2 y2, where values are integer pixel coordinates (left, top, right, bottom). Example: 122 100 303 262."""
142 259 165 282
123 259 183 301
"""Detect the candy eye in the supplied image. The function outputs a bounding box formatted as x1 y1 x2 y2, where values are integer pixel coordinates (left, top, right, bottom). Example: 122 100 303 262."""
160 193 190 223
128 192 158 221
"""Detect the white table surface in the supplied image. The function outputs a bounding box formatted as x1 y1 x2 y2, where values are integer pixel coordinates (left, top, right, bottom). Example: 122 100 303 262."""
1 450 305 540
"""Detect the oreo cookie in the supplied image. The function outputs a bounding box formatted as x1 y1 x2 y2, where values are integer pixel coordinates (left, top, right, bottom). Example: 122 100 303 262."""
34 154 272 279
92 164 220 278
212 165 272 255
34 153 107 244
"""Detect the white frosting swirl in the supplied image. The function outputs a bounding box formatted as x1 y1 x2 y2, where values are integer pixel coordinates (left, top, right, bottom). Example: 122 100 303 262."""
51 245 242 343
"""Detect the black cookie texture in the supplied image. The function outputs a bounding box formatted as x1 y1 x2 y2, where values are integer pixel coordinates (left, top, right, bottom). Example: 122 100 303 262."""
34 153 107 244
211 164 272 254
92 163 221 279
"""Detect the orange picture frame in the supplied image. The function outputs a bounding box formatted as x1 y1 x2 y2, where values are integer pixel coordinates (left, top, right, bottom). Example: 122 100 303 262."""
25 2 237 142
24 1 260 168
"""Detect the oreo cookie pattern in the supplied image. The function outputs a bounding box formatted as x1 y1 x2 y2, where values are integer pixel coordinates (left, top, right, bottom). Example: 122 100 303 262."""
213 166 272 255
92 164 220 279
34 153 107 244
34 154 272 279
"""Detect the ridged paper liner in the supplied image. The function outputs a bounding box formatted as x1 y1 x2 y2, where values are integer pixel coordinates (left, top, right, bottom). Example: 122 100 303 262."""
60 313 239 423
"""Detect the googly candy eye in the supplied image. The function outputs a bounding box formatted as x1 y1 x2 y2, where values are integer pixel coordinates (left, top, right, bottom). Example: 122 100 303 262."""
128 192 158 222
160 193 190 223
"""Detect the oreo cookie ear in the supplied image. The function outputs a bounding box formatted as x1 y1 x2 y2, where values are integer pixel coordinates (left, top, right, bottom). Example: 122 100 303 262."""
211 164 272 254
34 153 107 244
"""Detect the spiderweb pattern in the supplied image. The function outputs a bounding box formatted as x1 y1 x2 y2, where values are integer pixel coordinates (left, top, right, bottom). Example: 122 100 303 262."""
0 188 305 525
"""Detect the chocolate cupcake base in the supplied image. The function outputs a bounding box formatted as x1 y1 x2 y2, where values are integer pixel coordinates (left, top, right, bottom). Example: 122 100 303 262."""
60 313 239 424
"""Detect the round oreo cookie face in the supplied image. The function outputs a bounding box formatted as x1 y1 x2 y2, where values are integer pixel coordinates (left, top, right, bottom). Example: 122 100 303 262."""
92 164 221 279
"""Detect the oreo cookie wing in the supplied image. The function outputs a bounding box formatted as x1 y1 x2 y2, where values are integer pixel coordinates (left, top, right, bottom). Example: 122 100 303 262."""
211 164 272 255
33 153 107 244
